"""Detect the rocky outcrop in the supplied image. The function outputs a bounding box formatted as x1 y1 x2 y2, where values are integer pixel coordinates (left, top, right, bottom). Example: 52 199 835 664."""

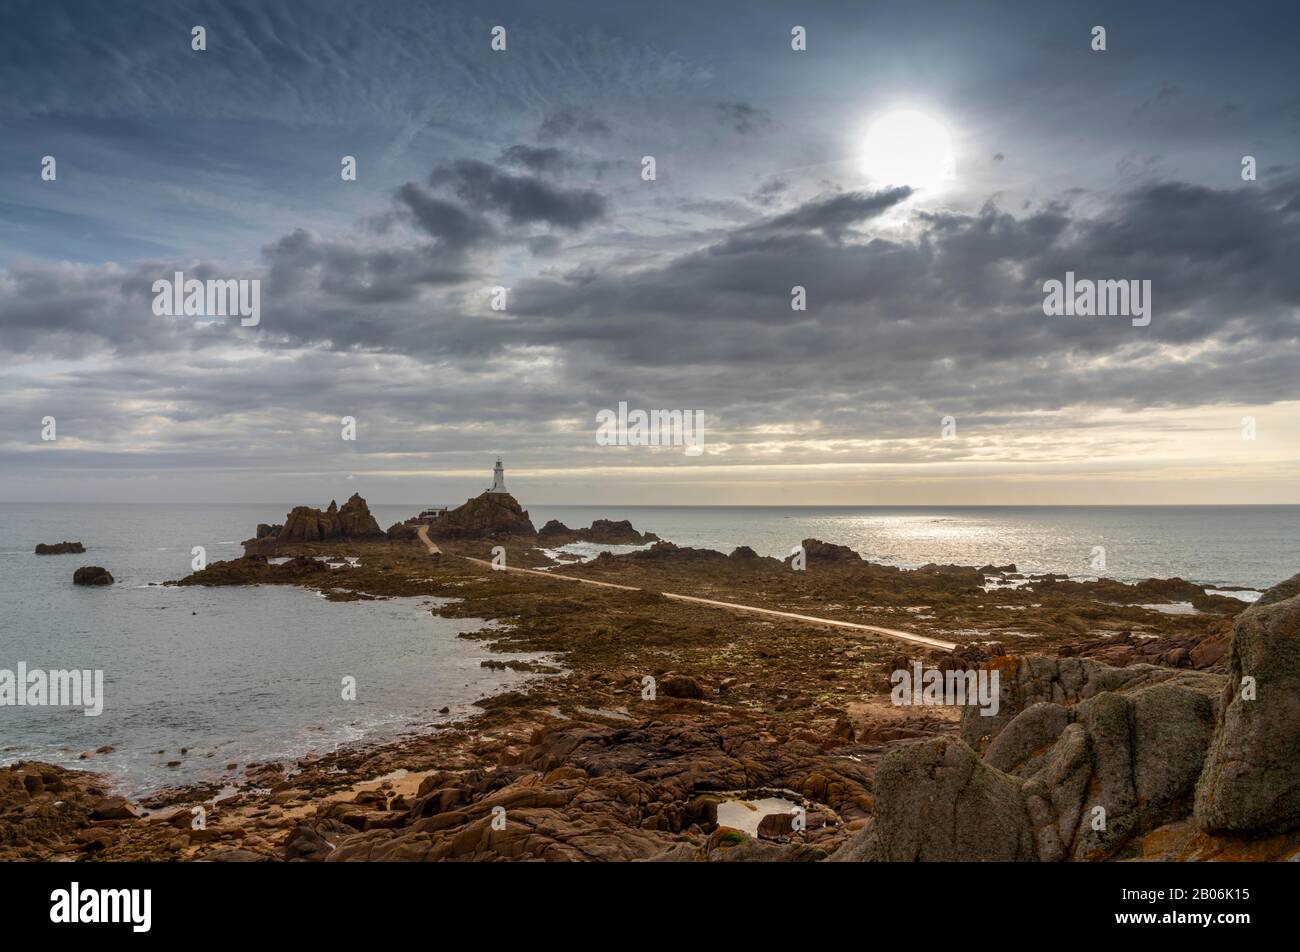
537 519 570 541
1031 574 1211 605
278 505 332 543
1255 571 1300 608
1195 584 1300 835
385 522 418 541
270 493 384 544
170 555 330 586
0 762 117 860
957 655 1221 752
242 494 384 550
1064 621 1235 670
336 493 385 538
538 518 660 546
35 541 84 555
585 519 658 544
72 566 113 586
425 492 536 539
617 540 731 568
793 539 862 563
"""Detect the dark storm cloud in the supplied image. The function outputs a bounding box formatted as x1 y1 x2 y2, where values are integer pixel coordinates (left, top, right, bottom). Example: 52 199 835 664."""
392 184 497 253
429 160 608 230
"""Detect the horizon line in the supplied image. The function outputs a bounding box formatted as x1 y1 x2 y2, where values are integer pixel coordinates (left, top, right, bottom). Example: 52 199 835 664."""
4 501 1300 509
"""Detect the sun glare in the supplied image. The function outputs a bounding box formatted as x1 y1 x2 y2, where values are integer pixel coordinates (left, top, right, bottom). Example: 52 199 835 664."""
861 110 956 191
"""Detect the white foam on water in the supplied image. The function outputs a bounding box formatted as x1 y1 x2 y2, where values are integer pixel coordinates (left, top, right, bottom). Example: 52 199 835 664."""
1207 588 1261 603
1135 602 1199 615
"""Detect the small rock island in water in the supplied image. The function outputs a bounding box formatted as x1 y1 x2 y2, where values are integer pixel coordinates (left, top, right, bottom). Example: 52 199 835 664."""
35 541 85 555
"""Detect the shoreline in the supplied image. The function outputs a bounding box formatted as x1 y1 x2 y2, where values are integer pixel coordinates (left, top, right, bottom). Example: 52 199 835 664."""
4 498 1297 862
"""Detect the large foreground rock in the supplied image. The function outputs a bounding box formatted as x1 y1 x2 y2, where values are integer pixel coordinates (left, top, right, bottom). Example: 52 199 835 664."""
1254 571 1300 608
832 736 1036 861
1195 585 1300 835
834 654 1224 862
959 655 1220 752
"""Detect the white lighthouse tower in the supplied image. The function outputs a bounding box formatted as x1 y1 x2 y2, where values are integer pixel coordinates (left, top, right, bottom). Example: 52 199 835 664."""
487 458 508 493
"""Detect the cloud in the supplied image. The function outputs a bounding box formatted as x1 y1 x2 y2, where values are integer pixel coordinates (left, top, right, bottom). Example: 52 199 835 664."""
716 101 772 135
4 168 1299 496
263 226 477 303
538 106 611 141
392 184 497 254
498 145 573 174
749 178 789 206
736 187 914 243
429 160 608 230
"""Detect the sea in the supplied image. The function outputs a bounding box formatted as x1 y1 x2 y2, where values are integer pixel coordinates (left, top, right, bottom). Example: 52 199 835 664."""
2 502 1296 796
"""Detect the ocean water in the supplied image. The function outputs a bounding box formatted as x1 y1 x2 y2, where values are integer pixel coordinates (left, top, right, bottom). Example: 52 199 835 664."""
0 503 547 796
528 504 1300 590
2 503 1296 796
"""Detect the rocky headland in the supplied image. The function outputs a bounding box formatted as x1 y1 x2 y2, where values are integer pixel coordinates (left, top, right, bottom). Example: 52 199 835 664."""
4 490 1296 862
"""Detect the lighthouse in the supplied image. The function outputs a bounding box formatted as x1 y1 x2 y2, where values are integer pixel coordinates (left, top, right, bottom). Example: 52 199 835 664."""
488 458 508 493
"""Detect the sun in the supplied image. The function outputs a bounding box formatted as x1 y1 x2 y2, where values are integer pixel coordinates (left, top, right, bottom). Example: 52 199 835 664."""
860 110 956 191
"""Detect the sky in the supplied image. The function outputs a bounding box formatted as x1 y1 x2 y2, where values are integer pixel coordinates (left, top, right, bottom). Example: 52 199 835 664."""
1 0 1298 506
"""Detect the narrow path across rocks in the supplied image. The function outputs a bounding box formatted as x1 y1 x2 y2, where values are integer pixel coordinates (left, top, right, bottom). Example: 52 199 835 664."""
413 524 955 652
